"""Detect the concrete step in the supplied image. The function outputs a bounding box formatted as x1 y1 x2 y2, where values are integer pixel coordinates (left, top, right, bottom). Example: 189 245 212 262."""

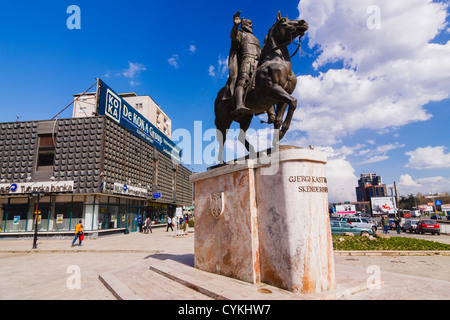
99 258 211 300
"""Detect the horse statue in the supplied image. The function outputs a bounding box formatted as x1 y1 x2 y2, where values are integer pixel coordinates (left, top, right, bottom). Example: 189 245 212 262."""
214 12 308 163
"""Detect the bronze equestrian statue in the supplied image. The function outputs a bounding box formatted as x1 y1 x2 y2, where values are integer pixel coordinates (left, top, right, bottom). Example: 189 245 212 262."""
215 11 309 163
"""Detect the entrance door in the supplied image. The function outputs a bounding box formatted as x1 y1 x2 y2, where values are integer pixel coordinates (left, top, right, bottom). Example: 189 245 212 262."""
131 213 138 232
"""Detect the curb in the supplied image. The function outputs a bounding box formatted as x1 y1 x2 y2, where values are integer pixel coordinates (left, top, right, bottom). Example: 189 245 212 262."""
98 272 143 300
2 249 450 256
0 249 165 254
334 251 450 256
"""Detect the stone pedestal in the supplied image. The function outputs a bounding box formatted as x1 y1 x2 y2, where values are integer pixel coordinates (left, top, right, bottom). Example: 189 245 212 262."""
190 147 336 294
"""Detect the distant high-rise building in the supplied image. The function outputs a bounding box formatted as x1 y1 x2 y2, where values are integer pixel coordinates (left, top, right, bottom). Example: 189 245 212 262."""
355 173 387 201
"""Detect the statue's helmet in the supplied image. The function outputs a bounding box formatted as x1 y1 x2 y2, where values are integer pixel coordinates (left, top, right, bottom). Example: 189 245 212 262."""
241 19 253 31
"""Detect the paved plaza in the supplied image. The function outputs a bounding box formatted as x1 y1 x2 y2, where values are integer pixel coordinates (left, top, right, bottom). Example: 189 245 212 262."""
1 227 450 300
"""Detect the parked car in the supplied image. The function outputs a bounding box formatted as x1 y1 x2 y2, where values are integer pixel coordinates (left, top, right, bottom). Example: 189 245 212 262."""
402 220 419 233
431 215 442 220
339 216 377 232
331 221 374 236
416 219 440 235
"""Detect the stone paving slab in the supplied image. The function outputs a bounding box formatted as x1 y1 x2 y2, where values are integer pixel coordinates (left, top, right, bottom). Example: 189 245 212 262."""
103 254 386 300
2 228 450 300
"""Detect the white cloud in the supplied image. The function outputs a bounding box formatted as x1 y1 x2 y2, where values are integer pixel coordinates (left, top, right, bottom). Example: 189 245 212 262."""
208 56 228 78
325 157 358 203
359 155 389 164
189 45 196 53
356 142 405 164
397 174 449 195
405 146 450 169
291 0 450 145
123 61 146 78
315 146 358 202
168 54 180 69
208 65 216 77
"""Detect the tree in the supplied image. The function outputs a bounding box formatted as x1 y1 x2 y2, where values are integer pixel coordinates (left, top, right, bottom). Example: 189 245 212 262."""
399 193 417 210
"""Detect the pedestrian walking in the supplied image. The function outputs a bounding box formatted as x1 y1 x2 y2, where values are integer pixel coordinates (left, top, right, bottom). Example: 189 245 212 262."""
145 217 152 234
138 216 143 233
395 217 401 234
71 220 84 247
166 216 173 232
382 216 389 234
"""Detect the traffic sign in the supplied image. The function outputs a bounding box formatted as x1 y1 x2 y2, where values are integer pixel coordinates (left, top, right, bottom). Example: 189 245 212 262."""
435 200 442 206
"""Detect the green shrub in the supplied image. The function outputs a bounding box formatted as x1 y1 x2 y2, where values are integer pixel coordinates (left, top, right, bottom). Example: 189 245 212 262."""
333 235 450 251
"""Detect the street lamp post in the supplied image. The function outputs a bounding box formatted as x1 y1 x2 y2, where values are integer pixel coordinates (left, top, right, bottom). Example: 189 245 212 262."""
31 192 43 249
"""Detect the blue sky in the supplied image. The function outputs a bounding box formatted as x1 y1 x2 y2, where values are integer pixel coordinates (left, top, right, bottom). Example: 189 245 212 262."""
0 0 449 202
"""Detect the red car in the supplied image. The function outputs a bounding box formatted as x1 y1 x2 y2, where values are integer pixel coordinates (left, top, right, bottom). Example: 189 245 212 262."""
416 219 440 235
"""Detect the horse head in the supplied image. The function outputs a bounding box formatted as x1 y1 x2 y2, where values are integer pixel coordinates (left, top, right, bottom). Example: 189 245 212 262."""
262 12 309 57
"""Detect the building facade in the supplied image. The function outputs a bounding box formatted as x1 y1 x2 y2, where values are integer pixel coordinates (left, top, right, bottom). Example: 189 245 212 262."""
73 92 172 138
355 173 387 202
0 116 191 235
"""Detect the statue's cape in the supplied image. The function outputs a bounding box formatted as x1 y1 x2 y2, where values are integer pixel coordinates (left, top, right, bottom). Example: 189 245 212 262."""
223 42 239 103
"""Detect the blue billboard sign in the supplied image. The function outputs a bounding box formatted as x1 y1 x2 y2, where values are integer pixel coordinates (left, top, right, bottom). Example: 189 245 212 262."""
96 79 182 163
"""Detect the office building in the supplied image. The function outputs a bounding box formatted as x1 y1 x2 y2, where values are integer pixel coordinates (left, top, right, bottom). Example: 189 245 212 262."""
355 173 387 202
0 79 192 236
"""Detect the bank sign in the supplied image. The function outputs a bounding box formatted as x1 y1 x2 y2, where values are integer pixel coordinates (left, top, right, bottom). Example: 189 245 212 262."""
96 79 182 163
0 181 75 195
113 182 148 198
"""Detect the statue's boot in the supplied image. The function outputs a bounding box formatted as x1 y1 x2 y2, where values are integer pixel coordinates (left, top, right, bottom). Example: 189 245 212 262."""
231 87 251 116
232 104 251 116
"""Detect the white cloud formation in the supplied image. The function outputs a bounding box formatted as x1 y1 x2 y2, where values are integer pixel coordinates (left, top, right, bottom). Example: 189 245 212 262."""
356 142 405 164
315 146 359 202
168 54 180 69
208 56 228 78
397 174 449 195
189 45 196 53
123 61 146 78
292 0 450 145
405 146 450 169
326 158 359 202
208 65 216 77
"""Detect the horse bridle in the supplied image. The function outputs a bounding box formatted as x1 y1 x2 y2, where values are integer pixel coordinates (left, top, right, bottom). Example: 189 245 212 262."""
262 29 303 59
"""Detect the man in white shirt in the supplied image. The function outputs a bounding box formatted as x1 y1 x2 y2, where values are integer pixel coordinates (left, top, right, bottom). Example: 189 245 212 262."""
166 216 173 232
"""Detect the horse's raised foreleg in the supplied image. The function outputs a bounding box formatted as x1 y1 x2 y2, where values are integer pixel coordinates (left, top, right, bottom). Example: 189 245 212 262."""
274 103 287 129
268 85 297 140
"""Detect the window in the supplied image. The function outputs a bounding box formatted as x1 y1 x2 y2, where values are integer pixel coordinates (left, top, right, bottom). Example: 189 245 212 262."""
152 155 159 191
37 134 55 169
135 103 143 109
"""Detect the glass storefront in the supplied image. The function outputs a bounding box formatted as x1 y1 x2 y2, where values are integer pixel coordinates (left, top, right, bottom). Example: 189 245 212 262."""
0 194 174 233
1 198 30 233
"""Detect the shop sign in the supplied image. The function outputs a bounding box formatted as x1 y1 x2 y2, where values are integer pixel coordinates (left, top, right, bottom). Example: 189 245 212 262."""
113 182 148 198
0 181 74 195
96 79 182 163
152 192 162 199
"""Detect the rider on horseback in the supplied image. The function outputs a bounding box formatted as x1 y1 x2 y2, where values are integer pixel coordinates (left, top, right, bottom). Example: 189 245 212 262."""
227 12 261 117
